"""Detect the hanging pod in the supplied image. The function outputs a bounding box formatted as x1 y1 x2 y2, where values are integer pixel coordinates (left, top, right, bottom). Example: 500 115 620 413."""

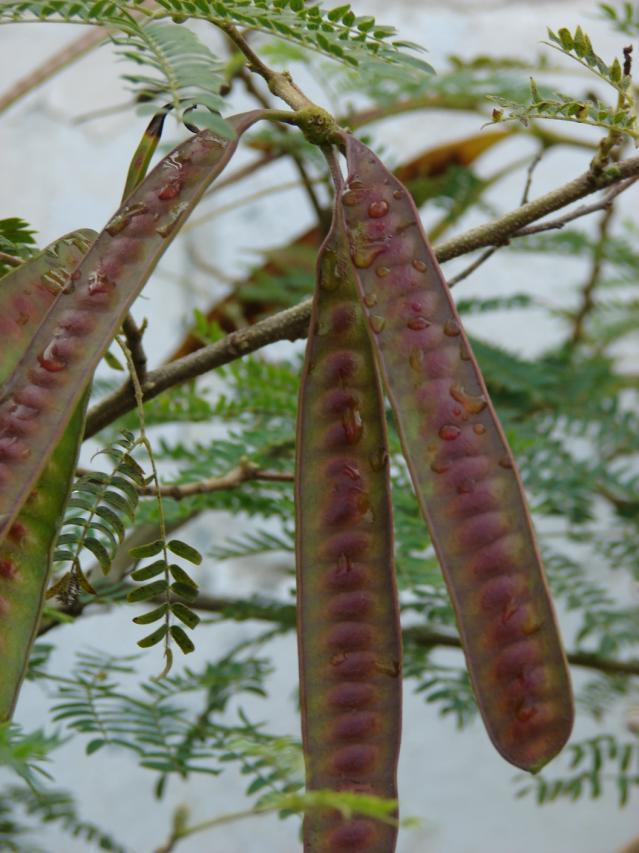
295 161 402 851
336 133 573 773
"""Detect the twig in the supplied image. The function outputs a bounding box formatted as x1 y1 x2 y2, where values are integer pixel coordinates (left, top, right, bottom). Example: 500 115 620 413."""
84 298 311 438
136 461 293 499
236 65 328 227
513 176 637 239
53 585 639 679
84 154 639 438
218 23 313 112
0 251 23 268
435 155 639 262
121 314 148 383
569 203 616 347
0 29 106 115
520 149 544 205
184 177 323 232
447 247 498 288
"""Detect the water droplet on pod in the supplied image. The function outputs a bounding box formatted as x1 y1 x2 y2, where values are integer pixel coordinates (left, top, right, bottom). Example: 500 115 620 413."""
409 347 424 371
430 459 450 474
363 292 378 307
407 317 430 331
370 314 385 334
106 202 148 236
87 271 115 296
155 202 189 237
439 424 461 441
393 189 403 200
158 178 183 200
473 423 486 435
376 265 390 278
352 243 386 269
342 189 365 207
499 455 513 469
443 319 461 337
342 405 363 444
368 200 389 218
38 342 66 372
412 258 427 272
450 383 487 414
369 448 388 471
460 341 471 361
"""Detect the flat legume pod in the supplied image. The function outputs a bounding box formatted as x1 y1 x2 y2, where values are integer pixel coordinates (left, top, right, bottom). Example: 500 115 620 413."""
296 184 402 851
338 133 573 772
0 111 265 545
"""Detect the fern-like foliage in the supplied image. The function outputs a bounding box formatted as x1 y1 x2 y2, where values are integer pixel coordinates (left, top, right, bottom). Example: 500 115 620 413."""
112 20 230 133
0 784 127 853
517 734 639 806
489 25 638 140
0 217 37 277
600 2 639 35
127 536 203 655
50 431 145 601
33 645 273 782
0 0 433 83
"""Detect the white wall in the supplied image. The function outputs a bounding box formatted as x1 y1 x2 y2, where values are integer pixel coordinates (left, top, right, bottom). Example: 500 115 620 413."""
1 2 638 851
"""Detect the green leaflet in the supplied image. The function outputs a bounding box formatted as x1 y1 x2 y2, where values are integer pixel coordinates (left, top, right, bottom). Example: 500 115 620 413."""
0 110 265 546
295 165 401 851
338 133 573 773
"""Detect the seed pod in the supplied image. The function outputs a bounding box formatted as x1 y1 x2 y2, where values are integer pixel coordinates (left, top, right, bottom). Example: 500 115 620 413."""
338 133 573 773
0 111 265 545
296 177 401 850
0 232 95 720
0 229 96 375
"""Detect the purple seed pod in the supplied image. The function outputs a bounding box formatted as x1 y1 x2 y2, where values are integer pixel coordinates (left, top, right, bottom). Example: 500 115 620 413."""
337 133 573 773
0 399 86 721
0 232 95 720
296 174 402 850
0 111 265 545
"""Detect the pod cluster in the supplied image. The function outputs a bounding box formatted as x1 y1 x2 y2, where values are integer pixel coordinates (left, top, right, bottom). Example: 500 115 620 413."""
337 134 573 772
296 199 402 851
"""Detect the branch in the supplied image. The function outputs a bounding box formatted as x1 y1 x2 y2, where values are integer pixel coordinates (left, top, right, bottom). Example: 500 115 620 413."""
435 157 639 262
84 299 311 438
121 313 148 383
84 153 639 438
49 585 639 679
136 461 293 499
569 203 616 347
217 23 313 112
0 251 23 268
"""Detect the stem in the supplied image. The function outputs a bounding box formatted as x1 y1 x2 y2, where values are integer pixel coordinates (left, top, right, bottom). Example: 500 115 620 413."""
116 335 173 676
569 203 615 346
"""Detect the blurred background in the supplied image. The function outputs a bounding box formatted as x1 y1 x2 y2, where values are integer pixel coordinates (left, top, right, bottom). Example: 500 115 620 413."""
1 1 639 851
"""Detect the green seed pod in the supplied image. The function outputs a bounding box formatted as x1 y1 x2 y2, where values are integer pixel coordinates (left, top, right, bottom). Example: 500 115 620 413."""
296 173 401 851
338 133 573 773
